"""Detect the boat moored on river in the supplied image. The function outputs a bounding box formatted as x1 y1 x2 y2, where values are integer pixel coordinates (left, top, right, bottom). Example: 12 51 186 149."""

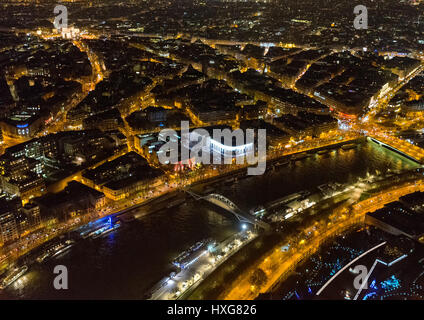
0 265 28 290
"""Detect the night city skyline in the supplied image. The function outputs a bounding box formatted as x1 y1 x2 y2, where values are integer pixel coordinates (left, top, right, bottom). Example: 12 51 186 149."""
0 0 423 308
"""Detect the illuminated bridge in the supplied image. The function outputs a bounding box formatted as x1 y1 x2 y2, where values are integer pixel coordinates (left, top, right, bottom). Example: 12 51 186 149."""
185 190 271 231
367 136 424 164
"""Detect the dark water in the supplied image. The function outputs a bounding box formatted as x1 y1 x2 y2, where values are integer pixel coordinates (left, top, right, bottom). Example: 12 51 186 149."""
219 141 417 210
0 141 418 299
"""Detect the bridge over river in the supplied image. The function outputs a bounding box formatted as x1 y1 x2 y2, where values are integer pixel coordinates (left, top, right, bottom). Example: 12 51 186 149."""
185 190 271 231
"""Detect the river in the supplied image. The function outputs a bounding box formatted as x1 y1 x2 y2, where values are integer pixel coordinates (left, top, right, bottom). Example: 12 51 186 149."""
0 140 418 299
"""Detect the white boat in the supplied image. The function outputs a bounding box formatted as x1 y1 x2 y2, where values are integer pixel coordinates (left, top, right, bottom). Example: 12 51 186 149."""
91 223 121 239
50 240 75 258
0 265 28 290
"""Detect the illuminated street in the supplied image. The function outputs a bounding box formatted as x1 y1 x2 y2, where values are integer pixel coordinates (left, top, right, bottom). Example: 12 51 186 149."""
0 0 424 306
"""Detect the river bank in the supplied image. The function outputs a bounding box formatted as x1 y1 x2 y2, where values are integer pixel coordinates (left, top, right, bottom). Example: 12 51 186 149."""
0 138 417 299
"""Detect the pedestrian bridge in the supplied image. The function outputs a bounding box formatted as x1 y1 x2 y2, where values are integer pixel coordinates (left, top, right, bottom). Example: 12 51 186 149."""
185 190 271 231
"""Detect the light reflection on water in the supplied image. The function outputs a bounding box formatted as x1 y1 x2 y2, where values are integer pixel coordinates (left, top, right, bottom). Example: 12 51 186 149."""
0 141 418 299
